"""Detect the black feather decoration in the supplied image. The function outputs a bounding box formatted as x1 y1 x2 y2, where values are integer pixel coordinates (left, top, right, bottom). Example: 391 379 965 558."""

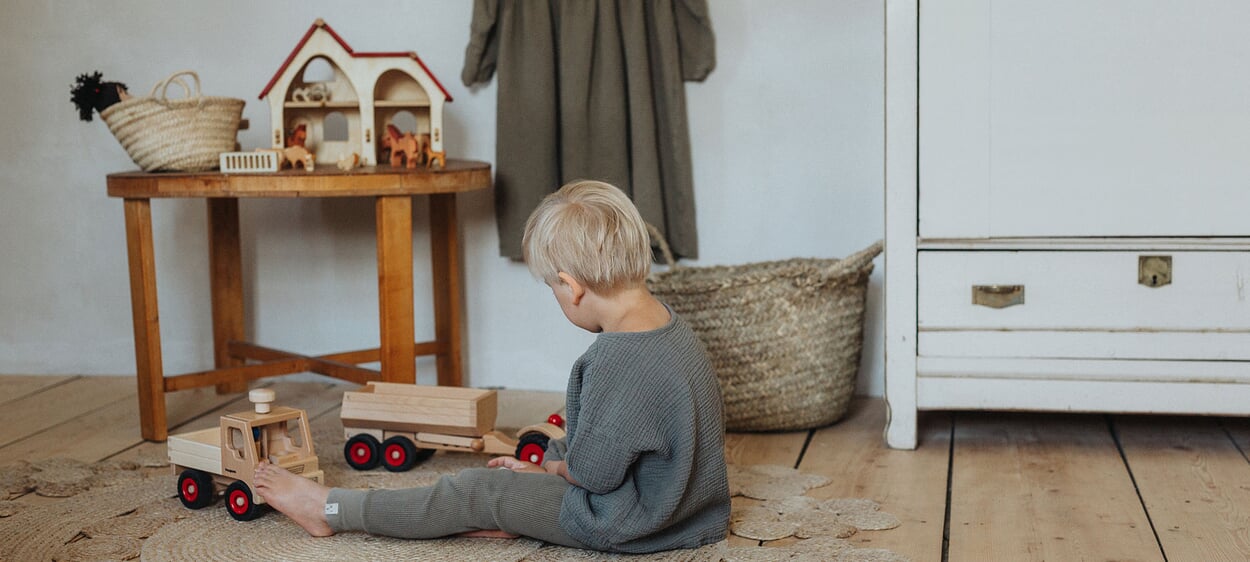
71 72 129 122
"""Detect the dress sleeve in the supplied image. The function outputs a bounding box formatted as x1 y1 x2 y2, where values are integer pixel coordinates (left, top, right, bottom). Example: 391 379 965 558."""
461 0 501 86
675 0 716 81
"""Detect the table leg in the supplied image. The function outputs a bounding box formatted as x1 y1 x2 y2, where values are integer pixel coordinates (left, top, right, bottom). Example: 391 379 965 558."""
429 193 464 387
208 199 247 394
377 195 416 384
123 199 167 441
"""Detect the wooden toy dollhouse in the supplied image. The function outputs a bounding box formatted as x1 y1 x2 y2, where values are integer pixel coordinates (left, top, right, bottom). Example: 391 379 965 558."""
259 19 452 168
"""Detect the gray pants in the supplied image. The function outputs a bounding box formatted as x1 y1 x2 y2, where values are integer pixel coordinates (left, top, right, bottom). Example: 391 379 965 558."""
325 467 590 549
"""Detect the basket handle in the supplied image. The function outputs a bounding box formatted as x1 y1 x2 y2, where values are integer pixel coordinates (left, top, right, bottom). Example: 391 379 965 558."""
646 222 679 269
831 239 884 274
150 70 205 108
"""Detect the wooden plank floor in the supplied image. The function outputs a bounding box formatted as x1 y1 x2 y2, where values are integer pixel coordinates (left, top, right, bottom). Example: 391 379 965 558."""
3 375 1250 561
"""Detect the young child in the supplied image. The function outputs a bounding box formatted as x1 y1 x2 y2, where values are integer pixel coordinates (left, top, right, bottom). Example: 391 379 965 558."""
255 179 730 553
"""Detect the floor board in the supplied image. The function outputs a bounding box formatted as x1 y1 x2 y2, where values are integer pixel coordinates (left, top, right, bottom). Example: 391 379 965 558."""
796 400 951 562
0 375 74 407
1219 416 1250 462
948 412 1163 562
0 377 135 452
1115 415 1250 561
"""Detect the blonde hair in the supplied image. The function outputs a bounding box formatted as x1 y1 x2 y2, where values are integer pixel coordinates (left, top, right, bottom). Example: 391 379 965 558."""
522 180 651 292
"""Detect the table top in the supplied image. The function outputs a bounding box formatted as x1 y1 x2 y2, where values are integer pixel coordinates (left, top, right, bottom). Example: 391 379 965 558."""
107 159 491 198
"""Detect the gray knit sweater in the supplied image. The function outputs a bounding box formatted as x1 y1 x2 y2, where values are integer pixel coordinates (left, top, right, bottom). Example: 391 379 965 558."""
544 310 730 553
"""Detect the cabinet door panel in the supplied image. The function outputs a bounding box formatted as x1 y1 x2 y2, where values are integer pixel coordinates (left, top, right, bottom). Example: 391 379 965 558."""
920 0 1250 238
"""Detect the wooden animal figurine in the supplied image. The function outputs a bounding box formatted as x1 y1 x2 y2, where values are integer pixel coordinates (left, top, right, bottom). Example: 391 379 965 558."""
256 145 314 171
382 124 426 169
336 151 360 171
250 124 315 171
286 124 309 147
340 382 566 471
280 146 315 170
424 141 446 169
291 83 329 102
70 71 131 122
168 389 324 521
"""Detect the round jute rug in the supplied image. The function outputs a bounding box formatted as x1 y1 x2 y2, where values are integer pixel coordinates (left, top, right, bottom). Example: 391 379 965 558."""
141 515 547 561
0 477 174 561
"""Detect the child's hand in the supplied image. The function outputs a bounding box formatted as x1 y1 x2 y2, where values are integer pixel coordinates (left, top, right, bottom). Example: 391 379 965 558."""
542 460 565 476
487 456 546 473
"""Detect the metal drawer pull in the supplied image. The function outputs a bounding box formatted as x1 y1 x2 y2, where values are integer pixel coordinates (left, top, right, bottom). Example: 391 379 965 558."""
972 284 1024 309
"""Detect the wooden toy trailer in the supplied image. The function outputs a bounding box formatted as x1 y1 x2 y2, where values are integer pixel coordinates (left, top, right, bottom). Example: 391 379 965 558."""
340 382 566 472
168 389 324 521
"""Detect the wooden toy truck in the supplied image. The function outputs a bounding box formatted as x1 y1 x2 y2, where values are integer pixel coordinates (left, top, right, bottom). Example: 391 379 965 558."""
340 382 566 472
168 389 324 521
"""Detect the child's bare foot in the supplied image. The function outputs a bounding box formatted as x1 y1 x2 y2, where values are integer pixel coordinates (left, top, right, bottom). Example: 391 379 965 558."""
254 461 334 537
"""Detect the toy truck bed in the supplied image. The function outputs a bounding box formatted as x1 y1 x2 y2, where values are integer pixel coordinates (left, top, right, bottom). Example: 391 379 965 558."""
340 383 566 471
167 427 223 476
340 382 498 437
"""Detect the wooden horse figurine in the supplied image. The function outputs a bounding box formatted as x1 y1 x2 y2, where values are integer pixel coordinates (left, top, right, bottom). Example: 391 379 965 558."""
286 124 309 148
383 124 426 168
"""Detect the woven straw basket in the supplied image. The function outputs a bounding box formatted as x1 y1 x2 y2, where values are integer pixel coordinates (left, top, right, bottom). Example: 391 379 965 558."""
647 226 882 432
100 70 244 172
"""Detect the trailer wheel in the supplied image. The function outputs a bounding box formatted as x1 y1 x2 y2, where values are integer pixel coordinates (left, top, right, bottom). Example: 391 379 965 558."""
225 481 262 521
344 434 381 470
381 436 423 472
177 469 214 509
515 432 550 465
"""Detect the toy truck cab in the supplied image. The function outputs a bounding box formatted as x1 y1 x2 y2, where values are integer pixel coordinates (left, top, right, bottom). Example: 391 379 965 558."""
169 389 324 521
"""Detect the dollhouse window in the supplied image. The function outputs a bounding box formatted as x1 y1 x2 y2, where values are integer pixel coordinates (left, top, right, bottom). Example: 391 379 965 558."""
324 111 349 141
390 110 419 134
302 57 336 83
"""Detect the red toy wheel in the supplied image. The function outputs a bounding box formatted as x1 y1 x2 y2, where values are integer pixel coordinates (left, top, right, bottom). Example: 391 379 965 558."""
177 469 214 509
344 434 381 470
225 481 261 521
515 432 551 465
381 436 420 472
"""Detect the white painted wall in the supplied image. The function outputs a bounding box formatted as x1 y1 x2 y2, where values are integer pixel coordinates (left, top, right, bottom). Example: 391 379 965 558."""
0 0 884 396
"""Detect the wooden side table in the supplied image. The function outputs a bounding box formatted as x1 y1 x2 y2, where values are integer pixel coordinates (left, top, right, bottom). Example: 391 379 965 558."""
107 161 491 441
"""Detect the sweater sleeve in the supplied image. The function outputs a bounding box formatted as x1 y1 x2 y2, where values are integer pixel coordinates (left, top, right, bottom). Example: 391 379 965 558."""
461 0 500 86
543 435 568 463
563 362 667 495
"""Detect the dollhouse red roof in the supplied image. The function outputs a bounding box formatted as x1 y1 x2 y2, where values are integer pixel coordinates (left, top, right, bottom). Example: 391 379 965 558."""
259 19 453 102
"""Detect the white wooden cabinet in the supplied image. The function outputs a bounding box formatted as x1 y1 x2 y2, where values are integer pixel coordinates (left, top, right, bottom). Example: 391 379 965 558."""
884 0 1250 449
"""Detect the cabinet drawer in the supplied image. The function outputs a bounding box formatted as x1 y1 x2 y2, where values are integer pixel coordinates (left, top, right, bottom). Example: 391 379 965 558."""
918 251 1250 331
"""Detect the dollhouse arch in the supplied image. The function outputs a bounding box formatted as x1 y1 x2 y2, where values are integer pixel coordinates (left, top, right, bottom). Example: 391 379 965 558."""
373 69 434 165
261 19 453 167
282 56 362 165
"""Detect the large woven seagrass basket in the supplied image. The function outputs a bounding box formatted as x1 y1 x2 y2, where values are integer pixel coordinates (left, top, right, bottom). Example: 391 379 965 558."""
647 226 882 432
100 71 244 172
